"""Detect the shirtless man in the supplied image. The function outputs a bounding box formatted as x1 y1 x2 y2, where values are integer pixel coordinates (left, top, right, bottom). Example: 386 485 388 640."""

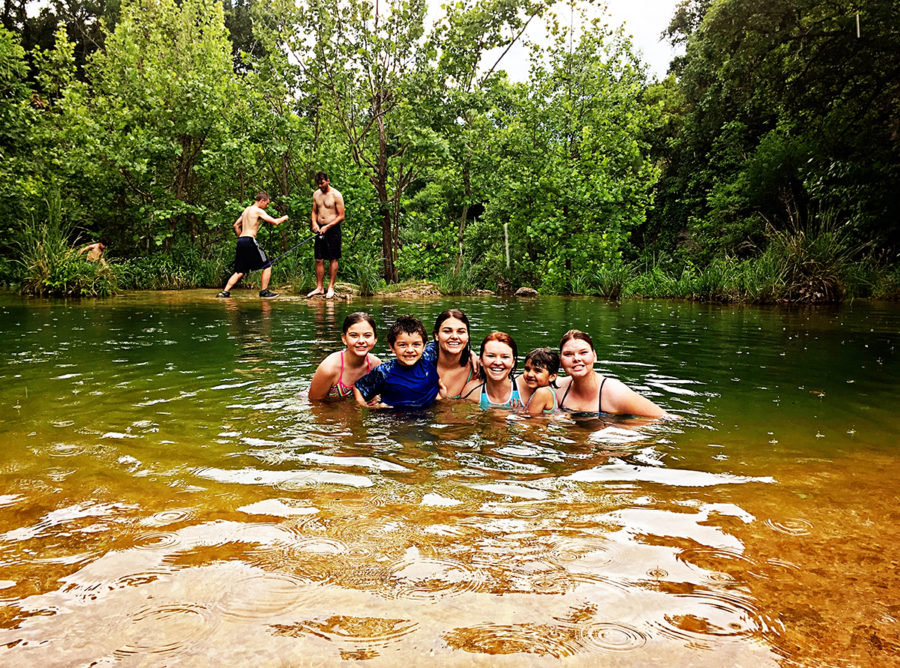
78 237 109 263
216 192 288 299
307 171 345 299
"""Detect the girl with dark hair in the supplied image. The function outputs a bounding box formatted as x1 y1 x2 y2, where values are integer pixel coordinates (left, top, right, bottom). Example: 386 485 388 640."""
460 332 524 409
431 309 476 399
308 312 382 400
557 329 672 418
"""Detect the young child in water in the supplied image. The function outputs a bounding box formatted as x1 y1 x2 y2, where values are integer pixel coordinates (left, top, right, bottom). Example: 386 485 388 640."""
517 347 559 416
353 315 442 409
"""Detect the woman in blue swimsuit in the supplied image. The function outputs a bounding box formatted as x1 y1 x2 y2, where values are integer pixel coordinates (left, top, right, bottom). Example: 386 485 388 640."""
557 329 672 418
460 331 524 409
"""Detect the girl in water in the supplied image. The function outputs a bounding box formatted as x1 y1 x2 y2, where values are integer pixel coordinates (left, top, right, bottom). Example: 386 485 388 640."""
460 332 524 409
556 329 672 418
307 312 382 400
516 348 559 415
431 309 476 399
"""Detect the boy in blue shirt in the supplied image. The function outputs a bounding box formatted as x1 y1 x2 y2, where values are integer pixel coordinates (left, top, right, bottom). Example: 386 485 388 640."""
353 315 442 409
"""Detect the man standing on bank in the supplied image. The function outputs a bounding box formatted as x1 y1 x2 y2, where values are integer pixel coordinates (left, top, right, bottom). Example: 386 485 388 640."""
217 191 288 299
307 171 345 299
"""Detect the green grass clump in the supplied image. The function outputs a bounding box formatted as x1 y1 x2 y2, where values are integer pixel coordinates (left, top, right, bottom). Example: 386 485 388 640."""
16 199 117 297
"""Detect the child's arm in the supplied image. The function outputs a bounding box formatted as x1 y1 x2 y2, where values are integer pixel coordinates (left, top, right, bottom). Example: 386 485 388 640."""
353 364 391 408
526 387 555 416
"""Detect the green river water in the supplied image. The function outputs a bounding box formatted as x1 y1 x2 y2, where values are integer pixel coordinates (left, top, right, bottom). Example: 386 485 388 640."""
0 291 897 666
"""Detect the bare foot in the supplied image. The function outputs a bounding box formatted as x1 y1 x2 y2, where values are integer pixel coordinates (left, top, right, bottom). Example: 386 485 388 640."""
306 288 324 298
325 288 335 299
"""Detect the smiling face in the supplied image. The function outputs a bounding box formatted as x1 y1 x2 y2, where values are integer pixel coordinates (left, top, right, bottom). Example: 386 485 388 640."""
481 340 516 381
389 331 426 367
341 321 377 359
522 359 556 389
435 316 469 357
560 338 596 378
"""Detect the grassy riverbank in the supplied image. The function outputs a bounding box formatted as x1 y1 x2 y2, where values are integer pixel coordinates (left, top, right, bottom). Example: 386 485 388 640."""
10 218 899 303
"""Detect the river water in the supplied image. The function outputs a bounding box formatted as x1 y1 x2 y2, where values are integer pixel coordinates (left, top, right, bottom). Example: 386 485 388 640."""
0 291 897 666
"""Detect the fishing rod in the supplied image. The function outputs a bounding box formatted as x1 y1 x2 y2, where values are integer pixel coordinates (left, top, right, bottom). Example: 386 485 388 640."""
267 232 322 267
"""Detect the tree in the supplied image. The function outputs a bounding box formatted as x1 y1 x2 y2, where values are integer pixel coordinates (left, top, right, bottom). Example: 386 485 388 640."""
88 0 252 251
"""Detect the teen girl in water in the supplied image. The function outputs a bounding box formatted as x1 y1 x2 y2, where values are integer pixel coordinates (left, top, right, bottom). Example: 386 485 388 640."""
307 312 382 400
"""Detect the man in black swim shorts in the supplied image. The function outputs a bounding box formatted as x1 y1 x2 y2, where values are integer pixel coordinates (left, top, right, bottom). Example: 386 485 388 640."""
217 192 288 299
307 171 345 299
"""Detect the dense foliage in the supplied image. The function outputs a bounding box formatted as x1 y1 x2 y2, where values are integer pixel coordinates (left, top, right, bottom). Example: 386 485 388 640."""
2 0 898 300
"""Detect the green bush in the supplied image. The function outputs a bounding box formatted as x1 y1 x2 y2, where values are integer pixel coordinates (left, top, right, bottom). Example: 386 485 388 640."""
16 199 117 297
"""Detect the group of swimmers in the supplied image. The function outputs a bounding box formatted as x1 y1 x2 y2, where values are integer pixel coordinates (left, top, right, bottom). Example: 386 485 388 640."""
308 310 674 419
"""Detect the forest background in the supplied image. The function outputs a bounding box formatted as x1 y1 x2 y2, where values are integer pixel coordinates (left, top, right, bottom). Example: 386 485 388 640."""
2 0 898 302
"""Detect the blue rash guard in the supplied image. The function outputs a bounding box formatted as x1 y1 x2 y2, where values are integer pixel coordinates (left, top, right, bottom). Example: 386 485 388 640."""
354 341 440 409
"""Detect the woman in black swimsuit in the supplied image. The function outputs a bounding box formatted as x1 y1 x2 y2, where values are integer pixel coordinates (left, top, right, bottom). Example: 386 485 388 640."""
432 309 476 399
557 330 673 418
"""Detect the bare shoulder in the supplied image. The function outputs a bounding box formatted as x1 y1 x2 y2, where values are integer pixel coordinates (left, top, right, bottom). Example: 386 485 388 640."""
459 377 482 403
368 354 383 368
603 377 665 418
332 188 344 202
314 351 342 375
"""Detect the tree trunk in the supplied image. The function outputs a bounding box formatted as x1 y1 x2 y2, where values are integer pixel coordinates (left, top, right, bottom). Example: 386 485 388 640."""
456 167 471 274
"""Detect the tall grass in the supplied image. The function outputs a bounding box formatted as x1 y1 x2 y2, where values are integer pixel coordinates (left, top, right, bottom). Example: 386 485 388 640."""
116 242 230 290
620 214 878 303
436 261 477 296
16 196 117 297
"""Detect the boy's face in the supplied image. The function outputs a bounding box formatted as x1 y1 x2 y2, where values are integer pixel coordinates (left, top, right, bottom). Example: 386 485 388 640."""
389 331 425 367
522 359 556 389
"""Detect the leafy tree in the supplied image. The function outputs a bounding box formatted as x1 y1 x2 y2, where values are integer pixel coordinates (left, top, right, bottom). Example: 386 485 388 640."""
88 0 252 252
652 0 900 262
465 10 659 291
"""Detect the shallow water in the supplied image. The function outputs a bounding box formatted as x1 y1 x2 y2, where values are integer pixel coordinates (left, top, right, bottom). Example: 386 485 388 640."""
0 291 897 666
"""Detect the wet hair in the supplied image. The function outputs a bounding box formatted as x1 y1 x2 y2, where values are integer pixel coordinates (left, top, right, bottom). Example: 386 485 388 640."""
433 309 471 367
479 331 518 378
524 348 559 374
255 191 270 202
559 329 594 352
99 236 110 247
387 315 427 346
315 171 329 183
342 312 377 336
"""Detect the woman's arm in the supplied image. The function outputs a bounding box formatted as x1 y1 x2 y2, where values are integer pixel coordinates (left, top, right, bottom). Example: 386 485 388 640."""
604 378 667 418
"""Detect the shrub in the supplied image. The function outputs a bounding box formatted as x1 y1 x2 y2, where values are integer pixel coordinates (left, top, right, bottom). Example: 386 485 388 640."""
16 199 117 297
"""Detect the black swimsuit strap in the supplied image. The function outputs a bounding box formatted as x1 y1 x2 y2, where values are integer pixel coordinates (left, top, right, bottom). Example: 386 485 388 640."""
560 374 606 412
559 381 572 409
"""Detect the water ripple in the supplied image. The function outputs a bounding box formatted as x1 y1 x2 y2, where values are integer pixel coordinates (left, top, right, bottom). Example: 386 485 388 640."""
577 621 648 652
114 603 211 657
444 623 582 658
216 573 316 620
386 554 486 601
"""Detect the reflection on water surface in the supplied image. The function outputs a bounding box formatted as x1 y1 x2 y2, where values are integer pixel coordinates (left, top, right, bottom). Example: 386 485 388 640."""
0 291 897 665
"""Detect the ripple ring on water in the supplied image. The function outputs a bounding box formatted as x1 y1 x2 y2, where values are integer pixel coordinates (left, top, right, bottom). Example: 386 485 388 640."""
48 443 85 457
133 531 180 551
444 623 582 658
577 622 648 652
765 518 813 536
141 508 196 527
216 573 314 620
387 557 485 601
115 603 211 656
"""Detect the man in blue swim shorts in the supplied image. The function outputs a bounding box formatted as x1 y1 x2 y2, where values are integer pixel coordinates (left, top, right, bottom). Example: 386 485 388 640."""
217 192 288 299
353 316 442 409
